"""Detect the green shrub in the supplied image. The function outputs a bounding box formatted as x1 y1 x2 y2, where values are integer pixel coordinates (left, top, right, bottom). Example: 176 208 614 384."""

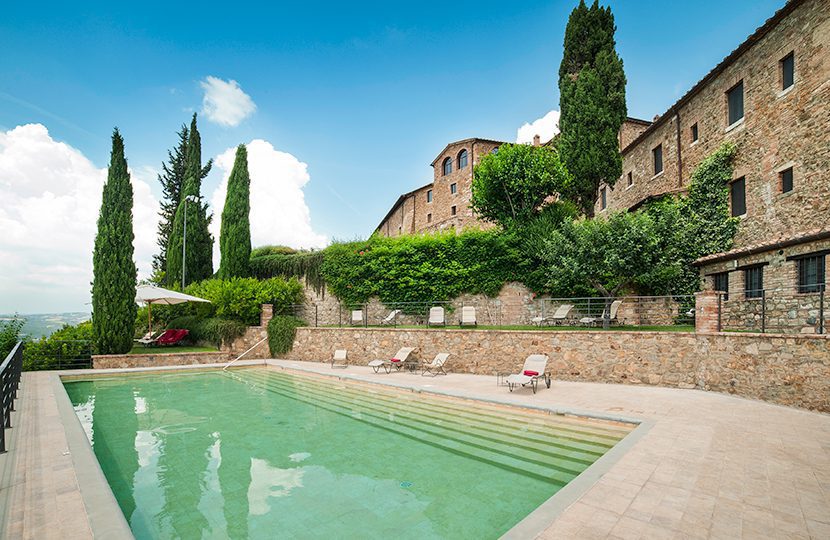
167 316 246 348
250 251 325 294
23 321 94 371
0 316 24 359
182 277 304 325
267 315 306 356
251 245 297 258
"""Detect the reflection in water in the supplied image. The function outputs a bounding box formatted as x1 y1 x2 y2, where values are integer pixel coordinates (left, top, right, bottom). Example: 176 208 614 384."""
247 458 305 515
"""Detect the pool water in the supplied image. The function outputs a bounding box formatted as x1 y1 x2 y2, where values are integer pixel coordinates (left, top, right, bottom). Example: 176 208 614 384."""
64 368 633 539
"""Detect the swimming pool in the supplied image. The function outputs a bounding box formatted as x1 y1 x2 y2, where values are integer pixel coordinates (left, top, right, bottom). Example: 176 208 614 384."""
64 368 635 539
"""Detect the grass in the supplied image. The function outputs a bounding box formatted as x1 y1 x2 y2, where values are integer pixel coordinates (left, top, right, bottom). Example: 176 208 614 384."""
128 345 218 355
330 324 695 332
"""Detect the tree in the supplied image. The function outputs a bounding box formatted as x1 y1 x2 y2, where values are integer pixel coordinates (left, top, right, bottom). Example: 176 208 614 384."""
167 113 214 287
470 143 571 229
151 124 188 283
218 144 252 278
92 129 137 353
542 212 676 328
558 0 627 217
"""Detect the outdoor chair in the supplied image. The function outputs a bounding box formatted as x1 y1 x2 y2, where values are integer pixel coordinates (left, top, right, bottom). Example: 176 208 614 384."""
579 300 623 327
531 304 574 326
505 354 551 394
459 306 477 327
427 306 446 327
134 330 160 347
380 309 402 325
157 329 189 346
331 349 348 369
368 347 416 374
350 309 364 326
421 353 450 376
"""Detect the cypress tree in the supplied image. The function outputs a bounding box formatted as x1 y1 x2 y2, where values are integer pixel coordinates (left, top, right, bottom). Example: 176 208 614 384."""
167 113 214 287
151 124 188 283
92 129 137 354
218 144 252 278
558 0 627 217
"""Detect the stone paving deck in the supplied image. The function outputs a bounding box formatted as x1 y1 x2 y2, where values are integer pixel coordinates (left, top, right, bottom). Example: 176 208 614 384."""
2 362 829 539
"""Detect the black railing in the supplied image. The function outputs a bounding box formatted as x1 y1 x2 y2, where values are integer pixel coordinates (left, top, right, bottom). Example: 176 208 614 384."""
1 341 24 454
23 340 93 371
717 283 826 334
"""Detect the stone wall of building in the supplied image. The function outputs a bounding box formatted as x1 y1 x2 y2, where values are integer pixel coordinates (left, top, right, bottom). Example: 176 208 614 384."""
286 326 830 412
599 0 830 250
619 117 653 151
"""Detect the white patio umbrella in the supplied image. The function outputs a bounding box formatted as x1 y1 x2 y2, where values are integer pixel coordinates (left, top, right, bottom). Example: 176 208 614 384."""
135 284 211 333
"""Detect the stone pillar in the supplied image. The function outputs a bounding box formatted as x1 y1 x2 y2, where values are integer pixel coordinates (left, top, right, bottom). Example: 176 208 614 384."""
695 290 721 334
260 304 274 327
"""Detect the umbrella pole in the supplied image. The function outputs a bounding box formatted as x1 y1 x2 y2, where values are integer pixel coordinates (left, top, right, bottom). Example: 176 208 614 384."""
148 302 152 334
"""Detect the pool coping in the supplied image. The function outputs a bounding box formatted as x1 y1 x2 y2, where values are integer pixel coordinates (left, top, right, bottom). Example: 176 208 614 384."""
56 360 651 539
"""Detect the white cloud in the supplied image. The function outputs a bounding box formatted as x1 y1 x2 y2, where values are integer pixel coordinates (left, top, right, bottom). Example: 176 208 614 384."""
200 76 256 127
516 110 560 144
0 124 159 313
209 139 327 268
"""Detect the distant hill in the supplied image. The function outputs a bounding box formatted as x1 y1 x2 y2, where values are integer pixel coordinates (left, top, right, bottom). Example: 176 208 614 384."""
0 312 91 339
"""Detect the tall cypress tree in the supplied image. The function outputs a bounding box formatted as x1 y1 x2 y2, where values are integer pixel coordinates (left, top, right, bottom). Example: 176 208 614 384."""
558 0 627 217
167 114 214 287
92 129 137 354
151 124 188 283
218 144 252 279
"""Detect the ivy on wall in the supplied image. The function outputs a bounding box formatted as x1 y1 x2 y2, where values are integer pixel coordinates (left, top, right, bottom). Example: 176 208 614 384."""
250 251 326 295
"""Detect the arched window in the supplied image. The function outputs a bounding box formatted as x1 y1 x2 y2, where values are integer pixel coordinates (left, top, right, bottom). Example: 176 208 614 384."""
442 157 452 176
457 149 468 169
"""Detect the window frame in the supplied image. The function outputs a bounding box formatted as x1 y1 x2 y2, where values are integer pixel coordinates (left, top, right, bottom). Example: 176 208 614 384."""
426 212 432 223
780 167 794 193
627 171 633 187
788 252 827 294
743 265 764 299
726 80 745 126
712 272 730 301
781 52 795 91
730 177 746 217
442 157 452 176
691 123 699 143
450 182 457 195
426 189 433 203
652 144 663 176
457 149 468 169
450 205 457 216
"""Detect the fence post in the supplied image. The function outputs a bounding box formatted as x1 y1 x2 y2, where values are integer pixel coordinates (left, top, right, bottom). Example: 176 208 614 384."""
820 284 825 335
761 289 766 334
695 290 721 334
315 304 319 328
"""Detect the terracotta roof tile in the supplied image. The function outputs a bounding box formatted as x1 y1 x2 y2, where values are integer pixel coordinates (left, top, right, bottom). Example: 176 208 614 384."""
693 227 830 266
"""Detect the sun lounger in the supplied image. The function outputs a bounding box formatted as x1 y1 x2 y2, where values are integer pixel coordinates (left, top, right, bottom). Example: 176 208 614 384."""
421 353 449 376
350 310 364 326
579 300 623 326
427 306 445 327
505 354 551 394
531 304 574 326
157 329 189 346
134 331 159 346
459 306 477 327
369 347 416 374
332 349 348 369
380 309 402 325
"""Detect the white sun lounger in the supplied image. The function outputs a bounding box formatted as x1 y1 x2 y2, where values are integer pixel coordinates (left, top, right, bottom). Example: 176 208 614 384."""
505 354 551 394
368 347 416 374
459 306 477 327
580 300 623 326
350 310 364 326
531 304 574 326
134 331 160 346
427 306 445 327
331 349 348 369
422 353 450 376
380 309 402 325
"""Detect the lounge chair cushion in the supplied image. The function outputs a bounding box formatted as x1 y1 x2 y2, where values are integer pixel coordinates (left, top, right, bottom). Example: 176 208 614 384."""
390 358 401 363
506 374 532 385
523 370 539 376
368 360 385 368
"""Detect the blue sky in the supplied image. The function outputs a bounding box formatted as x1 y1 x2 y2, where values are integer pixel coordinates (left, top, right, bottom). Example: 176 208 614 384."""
0 0 784 312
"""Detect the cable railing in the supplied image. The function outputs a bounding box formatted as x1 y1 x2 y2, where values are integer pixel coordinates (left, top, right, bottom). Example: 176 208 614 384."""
536 295 696 328
1 341 24 454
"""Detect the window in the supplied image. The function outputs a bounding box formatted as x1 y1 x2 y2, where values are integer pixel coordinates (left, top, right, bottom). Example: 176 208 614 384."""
627 172 633 187
713 272 729 301
426 189 433 203
491 147 499 154
457 149 468 169
781 52 794 90
744 266 764 299
796 254 825 293
691 123 699 142
427 213 432 223
450 182 457 195
442 157 452 176
450 205 457 216
780 167 793 193
600 187 607 210
653 144 663 175
730 177 746 217
727 81 744 125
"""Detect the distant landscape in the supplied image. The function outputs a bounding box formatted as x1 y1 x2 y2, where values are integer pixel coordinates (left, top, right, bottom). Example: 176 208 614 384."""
0 312 90 339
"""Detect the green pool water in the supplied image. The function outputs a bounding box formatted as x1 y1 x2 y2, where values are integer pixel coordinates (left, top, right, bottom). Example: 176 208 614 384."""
64 368 633 539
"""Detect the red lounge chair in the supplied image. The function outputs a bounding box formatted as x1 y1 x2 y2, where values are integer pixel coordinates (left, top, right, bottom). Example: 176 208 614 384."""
157 329 189 346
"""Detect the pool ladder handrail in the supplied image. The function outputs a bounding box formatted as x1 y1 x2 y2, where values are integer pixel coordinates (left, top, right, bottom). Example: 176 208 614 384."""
223 337 268 371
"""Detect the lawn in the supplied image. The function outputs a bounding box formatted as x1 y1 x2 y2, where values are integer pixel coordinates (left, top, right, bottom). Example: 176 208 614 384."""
128 345 218 355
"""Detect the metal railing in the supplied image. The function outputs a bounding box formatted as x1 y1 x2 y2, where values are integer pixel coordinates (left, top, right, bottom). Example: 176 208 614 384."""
537 295 696 328
1 341 23 453
23 340 93 370
717 283 826 334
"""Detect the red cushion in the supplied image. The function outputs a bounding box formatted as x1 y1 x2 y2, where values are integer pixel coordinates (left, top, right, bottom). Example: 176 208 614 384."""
523 370 539 376
390 358 400 362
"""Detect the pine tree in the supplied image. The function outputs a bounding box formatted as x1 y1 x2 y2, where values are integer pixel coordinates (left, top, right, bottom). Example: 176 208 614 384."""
218 144 252 278
558 0 627 217
167 114 214 287
151 124 188 283
92 129 137 354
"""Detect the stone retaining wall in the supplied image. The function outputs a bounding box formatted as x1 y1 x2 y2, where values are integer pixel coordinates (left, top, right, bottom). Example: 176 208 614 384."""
93 351 235 369
287 327 830 412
